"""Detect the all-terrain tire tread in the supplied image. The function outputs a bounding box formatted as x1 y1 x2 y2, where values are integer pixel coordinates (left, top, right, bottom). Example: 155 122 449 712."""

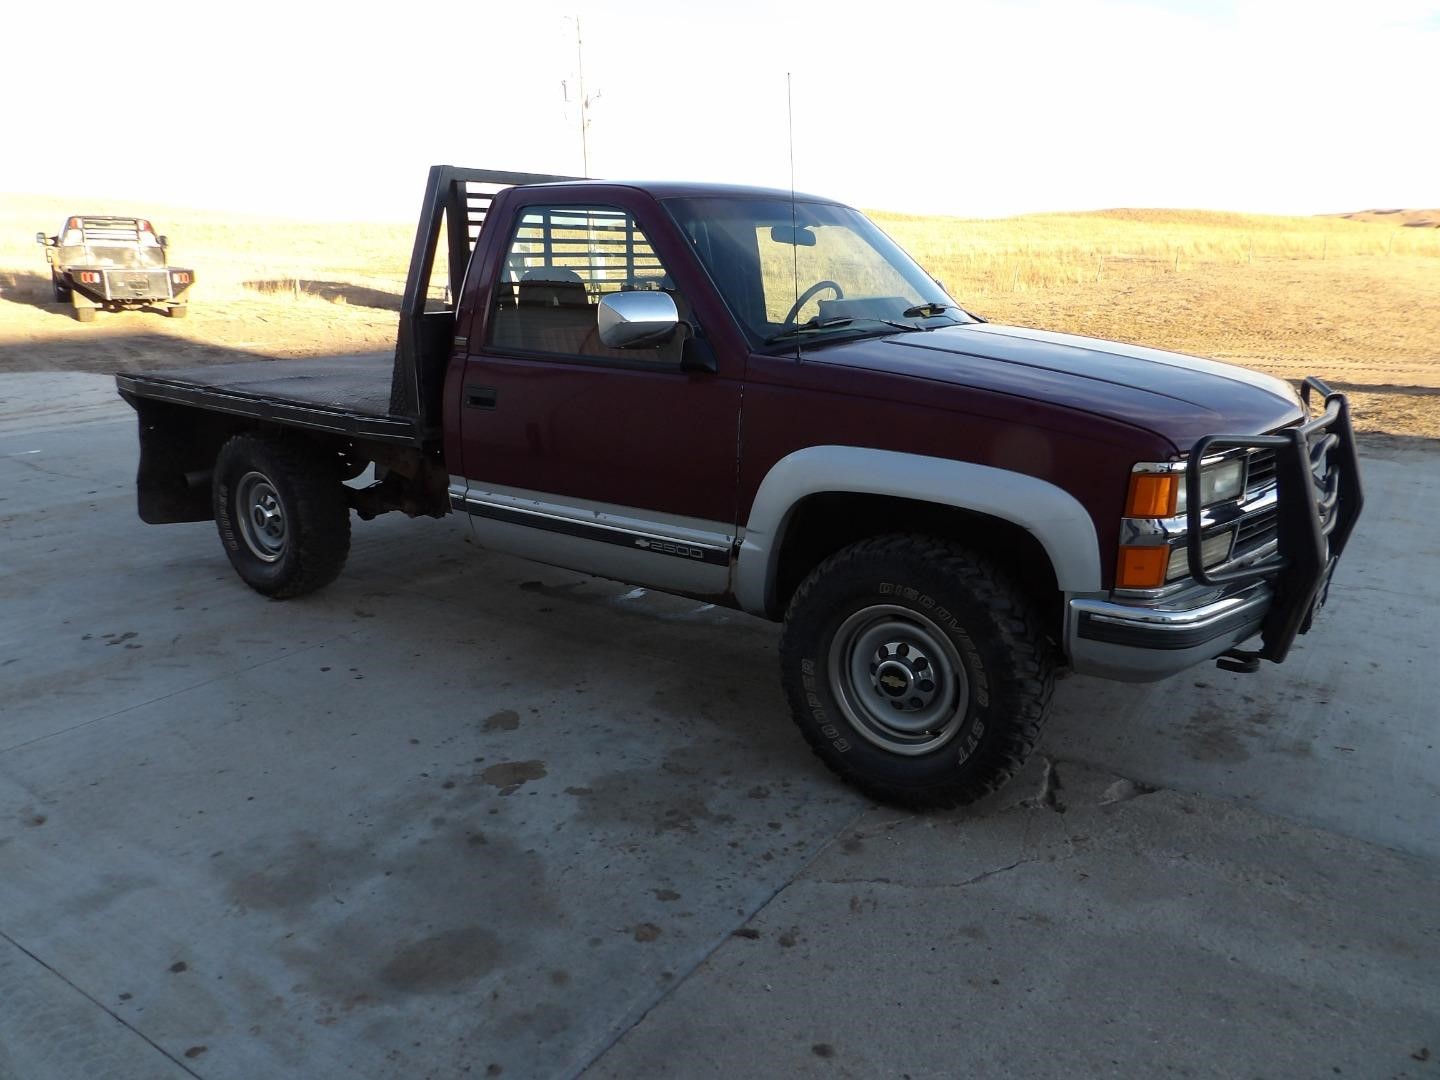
214 433 351 599
779 533 1056 809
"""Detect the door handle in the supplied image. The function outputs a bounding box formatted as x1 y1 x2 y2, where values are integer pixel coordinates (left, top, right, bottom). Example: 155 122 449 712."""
465 385 497 410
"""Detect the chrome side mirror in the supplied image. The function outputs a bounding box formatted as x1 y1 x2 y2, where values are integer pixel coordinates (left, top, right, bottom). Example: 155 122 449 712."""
597 291 678 349
35 232 51 246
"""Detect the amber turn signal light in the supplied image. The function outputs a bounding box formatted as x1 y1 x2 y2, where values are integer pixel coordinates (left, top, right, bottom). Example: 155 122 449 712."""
1116 545 1170 589
1125 473 1179 518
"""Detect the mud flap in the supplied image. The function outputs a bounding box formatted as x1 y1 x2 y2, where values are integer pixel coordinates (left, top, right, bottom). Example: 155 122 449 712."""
120 393 228 523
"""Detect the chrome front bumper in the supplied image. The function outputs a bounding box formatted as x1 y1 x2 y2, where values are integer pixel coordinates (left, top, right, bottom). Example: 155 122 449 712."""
1065 581 1273 682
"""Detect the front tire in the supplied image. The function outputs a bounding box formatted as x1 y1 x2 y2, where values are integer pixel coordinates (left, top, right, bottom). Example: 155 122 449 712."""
213 433 351 598
779 534 1055 808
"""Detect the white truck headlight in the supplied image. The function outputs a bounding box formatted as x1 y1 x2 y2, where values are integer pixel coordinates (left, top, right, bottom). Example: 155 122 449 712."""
1166 529 1235 581
1175 457 1244 514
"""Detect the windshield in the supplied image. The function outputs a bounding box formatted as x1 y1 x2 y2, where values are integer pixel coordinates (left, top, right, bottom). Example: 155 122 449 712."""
664 196 970 346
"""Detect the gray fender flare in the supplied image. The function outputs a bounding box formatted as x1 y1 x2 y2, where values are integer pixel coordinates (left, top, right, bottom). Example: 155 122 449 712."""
733 445 1103 617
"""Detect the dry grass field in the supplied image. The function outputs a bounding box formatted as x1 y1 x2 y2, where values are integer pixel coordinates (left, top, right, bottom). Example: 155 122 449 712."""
1 191 1436 437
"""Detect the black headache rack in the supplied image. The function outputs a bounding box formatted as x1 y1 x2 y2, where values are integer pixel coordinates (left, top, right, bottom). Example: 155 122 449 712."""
390 166 579 436
1185 377 1364 668
116 166 581 525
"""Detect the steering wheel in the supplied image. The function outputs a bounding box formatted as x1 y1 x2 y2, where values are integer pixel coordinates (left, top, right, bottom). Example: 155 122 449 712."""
782 280 844 326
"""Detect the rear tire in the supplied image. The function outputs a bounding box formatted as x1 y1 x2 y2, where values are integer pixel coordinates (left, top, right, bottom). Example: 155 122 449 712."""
212 433 351 598
779 534 1055 808
166 304 188 319
73 304 96 323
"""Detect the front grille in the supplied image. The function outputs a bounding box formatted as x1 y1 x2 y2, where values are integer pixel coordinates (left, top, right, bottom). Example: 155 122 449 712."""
1220 427 1334 565
1234 506 1278 552
1245 447 1277 498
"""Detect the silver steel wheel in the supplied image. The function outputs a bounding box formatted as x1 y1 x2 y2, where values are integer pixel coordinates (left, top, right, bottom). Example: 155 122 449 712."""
827 604 970 756
235 471 286 563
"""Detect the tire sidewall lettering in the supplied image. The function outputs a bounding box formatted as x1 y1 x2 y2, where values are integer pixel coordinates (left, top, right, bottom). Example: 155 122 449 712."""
801 655 850 754
879 582 990 707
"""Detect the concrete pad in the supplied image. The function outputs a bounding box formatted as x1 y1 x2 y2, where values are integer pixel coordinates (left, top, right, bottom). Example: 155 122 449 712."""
3 372 1438 1077
1 374 864 1077
589 759 1440 1078
0 937 192 1080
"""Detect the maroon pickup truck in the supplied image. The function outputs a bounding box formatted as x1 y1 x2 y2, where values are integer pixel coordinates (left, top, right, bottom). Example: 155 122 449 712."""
116 166 1363 808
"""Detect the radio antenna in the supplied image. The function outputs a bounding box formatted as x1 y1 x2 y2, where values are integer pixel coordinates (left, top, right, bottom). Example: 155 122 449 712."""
561 17 598 176
576 18 590 175
787 72 799 333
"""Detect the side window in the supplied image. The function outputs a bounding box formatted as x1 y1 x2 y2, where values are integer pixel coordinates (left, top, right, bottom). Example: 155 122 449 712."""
487 205 690 365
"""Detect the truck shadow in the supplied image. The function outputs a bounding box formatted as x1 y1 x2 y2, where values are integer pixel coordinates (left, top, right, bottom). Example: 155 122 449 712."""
0 269 185 323
242 278 403 311
0 330 392 376
1328 381 1440 398
0 269 71 318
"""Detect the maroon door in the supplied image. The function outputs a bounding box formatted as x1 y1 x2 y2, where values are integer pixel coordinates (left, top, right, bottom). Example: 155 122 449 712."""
457 192 742 529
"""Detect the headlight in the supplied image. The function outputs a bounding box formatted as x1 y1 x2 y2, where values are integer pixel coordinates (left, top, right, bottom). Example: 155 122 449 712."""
1175 457 1244 514
1127 457 1245 518
1166 529 1234 581
1119 457 1247 589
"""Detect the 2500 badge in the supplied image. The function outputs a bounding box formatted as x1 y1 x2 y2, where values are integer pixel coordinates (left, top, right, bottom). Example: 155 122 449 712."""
634 537 706 560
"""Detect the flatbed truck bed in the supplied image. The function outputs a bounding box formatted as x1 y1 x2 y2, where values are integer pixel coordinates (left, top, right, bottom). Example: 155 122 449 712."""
115 355 420 445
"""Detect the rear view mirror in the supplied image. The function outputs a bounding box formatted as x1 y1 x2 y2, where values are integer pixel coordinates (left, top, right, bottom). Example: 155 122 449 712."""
35 232 51 246
597 291 679 349
770 225 816 247
158 235 169 247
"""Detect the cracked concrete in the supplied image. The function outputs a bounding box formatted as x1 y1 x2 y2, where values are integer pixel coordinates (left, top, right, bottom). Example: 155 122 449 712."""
590 758 1440 1079
3 373 1439 1078
1098 776 1159 805
1020 755 1068 814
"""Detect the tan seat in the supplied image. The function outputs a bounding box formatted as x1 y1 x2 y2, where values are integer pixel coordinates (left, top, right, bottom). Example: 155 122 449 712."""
516 270 594 356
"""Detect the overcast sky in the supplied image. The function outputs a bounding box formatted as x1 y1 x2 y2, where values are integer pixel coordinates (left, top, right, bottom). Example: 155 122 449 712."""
5 0 1435 220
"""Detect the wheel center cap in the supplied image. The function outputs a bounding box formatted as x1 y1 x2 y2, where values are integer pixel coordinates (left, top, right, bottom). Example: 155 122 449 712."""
875 660 913 698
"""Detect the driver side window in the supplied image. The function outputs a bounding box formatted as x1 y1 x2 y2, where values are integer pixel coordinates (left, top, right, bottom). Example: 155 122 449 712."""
487 204 690 366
